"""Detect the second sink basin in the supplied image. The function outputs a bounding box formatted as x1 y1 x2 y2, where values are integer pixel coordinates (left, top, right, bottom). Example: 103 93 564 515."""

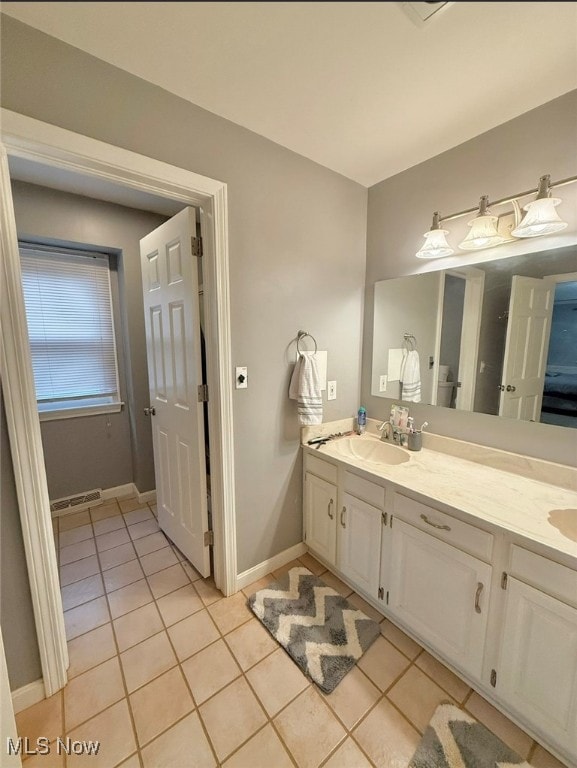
329 436 410 465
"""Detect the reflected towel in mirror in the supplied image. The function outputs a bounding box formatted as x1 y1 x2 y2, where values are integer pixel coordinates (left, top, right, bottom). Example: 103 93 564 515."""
400 349 421 402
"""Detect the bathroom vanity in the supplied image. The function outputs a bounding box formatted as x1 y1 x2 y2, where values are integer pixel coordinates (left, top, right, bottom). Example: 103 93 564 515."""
302 421 577 764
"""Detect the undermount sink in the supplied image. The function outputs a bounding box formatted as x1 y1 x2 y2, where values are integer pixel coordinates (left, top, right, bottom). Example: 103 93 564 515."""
329 436 410 466
548 509 577 543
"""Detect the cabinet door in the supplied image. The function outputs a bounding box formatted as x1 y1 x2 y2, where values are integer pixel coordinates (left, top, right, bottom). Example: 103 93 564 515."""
304 473 337 566
498 577 577 758
338 493 382 599
389 519 491 680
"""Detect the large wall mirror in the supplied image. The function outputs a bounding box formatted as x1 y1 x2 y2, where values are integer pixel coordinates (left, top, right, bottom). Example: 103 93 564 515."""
371 244 577 430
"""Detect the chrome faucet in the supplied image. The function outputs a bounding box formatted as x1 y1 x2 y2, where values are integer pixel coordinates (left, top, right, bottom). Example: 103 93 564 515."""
377 420 393 441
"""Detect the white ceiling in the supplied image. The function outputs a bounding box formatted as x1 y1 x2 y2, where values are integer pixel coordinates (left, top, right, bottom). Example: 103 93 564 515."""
2 2 577 187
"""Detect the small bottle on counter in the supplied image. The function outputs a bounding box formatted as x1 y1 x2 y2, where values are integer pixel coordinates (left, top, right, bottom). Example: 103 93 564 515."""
356 407 367 435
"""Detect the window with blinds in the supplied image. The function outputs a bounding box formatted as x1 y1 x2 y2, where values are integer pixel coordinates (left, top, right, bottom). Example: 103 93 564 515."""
19 244 121 417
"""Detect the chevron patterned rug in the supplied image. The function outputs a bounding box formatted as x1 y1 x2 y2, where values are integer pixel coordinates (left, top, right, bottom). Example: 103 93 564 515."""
409 703 534 768
248 566 380 694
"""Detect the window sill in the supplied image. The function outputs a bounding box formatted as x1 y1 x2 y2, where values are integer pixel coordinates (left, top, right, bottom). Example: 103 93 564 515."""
38 402 124 422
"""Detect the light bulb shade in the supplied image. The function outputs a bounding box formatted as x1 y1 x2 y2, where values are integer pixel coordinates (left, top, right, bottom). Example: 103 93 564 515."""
416 228 454 259
510 197 568 238
459 214 507 251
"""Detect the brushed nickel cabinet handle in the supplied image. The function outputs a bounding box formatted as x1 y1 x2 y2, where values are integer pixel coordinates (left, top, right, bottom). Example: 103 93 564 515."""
475 582 484 614
340 507 346 528
420 513 451 531
328 499 334 520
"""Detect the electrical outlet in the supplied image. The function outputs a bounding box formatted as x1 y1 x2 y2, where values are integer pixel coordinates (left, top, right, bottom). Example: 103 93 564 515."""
327 381 337 400
379 375 388 392
235 366 248 389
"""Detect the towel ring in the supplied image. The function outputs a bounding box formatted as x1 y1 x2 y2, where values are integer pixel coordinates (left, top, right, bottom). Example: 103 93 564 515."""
403 333 417 351
297 330 318 356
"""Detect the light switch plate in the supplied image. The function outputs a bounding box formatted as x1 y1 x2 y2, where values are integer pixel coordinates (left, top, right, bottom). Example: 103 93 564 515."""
327 381 337 400
379 375 388 392
235 366 248 389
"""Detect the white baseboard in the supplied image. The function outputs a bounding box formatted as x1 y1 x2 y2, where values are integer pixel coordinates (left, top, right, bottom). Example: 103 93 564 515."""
101 483 135 501
136 489 156 504
11 678 45 714
235 542 307 591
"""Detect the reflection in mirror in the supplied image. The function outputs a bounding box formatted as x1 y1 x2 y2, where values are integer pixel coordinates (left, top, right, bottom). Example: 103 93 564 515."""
371 244 577 429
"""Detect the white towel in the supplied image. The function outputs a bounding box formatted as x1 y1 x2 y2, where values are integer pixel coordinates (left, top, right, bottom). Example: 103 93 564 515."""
289 352 323 425
400 349 421 402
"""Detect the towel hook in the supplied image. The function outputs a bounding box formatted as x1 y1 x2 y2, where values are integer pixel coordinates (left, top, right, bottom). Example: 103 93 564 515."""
297 330 318 356
403 333 417 351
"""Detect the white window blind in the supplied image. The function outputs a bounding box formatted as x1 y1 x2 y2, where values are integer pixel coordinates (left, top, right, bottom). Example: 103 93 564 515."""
20 245 121 414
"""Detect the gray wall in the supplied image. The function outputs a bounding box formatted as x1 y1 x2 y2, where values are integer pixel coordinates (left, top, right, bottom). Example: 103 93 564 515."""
11 181 167 499
1 16 368 573
0 392 42 690
363 91 577 465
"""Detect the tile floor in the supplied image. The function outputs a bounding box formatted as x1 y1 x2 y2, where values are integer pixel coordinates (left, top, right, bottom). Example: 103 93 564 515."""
15 496 567 768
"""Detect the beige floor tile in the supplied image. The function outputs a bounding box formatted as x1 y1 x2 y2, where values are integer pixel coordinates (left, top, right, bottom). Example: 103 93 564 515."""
222 724 293 768
241 574 275 598
22 748 65 767
246 648 310 716
225 618 278 671
200 678 267 762
416 651 471 703
128 518 160 540
67 623 117 678
107 578 153 619
59 524 94 548
195 577 223 605
60 555 100 587
133 531 169 557
272 558 303 580
388 665 453 734
98 542 137 571
167 609 220 661
95 528 131 553
147 563 189 598
16 691 62 743
182 639 241 704
59 510 91 531
139 546 178 575
123 506 153 525
102 559 144 593
323 738 374 768
353 696 420 768
120 630 177 693
380 619 422 660
66 699 136 768
274 687 347 768
318 570 354 597
346 592 384 622
116 756 140 768
170 543 185 561
181 560 202 582
61 574 104 611
141 712 215 768
118 497 145 514
208 591 252 635
64 657 125 730
113 602 164 652
89 501 121 522
299 552 327 575
531 745 568 768
322 666 380 729
156 583 203 626
357 635 410 692
59 538 97 566
92 515 126 537
466 692 533 759
130 667 195 747
64 596 110 640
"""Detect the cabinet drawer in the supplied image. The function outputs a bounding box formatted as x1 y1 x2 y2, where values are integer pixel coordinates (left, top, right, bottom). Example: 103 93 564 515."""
305 453 337 484
393 492 493 562
344 471 385 509
510 545 577 608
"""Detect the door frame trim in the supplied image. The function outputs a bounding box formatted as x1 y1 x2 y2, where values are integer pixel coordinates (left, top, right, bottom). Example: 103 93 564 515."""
0 109 237 694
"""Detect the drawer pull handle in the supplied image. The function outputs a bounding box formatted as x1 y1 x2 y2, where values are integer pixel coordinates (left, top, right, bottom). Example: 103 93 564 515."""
340 507 347 528
420 513 451 531
328 499 334 520
475 582 483 614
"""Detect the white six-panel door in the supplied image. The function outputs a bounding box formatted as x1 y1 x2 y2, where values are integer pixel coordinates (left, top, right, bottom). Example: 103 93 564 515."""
140 208 210 577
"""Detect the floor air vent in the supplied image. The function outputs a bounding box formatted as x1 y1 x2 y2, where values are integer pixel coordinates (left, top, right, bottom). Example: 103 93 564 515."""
50 489 103 516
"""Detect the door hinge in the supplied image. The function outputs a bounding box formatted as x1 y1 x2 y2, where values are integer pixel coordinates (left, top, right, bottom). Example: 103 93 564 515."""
378 587 384 600
204 530 214 547
197 384 209 402
191 236 203 257
490 669 497 687
382 512 388 526
390 515 393 528
501 572 508 590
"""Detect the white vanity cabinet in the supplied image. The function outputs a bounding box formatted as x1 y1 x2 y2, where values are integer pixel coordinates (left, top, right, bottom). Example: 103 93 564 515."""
304 456 338 565
495 547 577 758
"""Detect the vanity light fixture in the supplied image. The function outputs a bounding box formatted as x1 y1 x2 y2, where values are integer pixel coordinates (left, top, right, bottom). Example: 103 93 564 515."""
511 174 569 238
458 195 508 251
415 212 454 259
